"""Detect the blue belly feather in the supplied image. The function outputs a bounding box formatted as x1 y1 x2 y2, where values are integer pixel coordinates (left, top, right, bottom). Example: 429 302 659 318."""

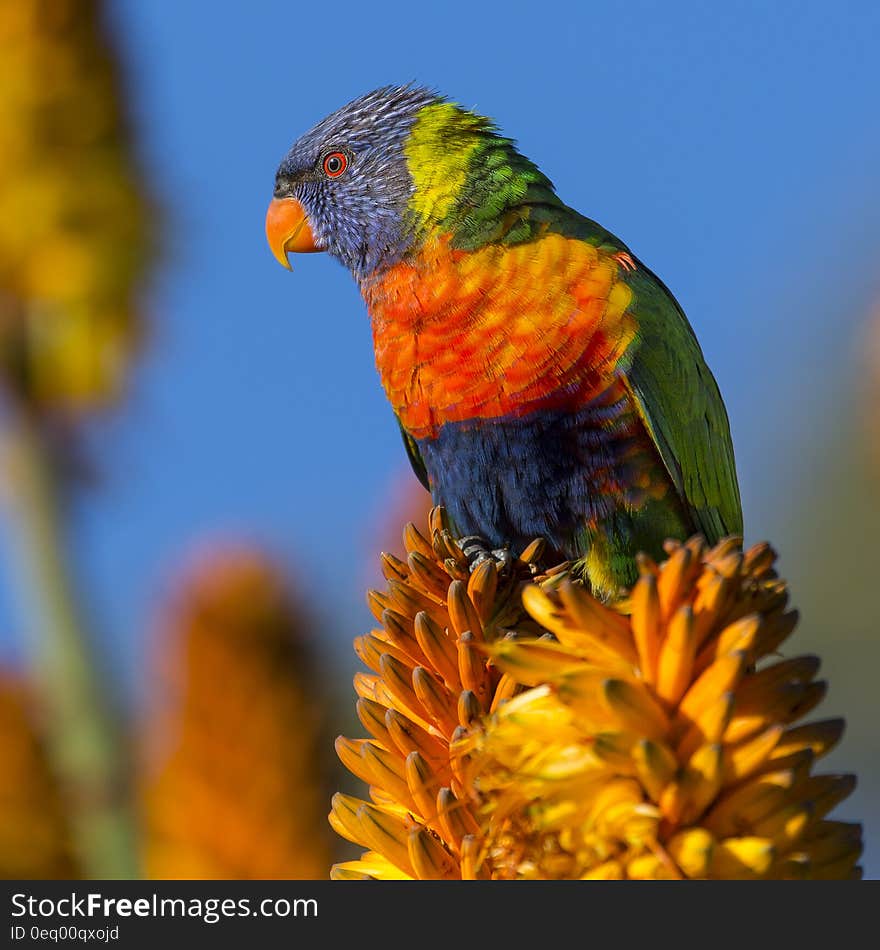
417 403 645 558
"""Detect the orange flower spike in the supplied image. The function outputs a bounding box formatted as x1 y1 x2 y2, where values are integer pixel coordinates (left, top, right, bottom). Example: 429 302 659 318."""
142 548 330 879
332 513 862 880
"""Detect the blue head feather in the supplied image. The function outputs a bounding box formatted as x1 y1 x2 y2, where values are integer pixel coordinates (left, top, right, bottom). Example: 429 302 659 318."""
274 85 441 280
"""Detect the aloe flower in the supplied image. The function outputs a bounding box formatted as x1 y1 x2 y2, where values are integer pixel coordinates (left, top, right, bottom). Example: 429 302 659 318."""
331 510 861 880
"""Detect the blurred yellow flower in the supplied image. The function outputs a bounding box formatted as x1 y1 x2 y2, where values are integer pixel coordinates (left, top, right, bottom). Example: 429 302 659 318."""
331 511 862 880
0 0 151 412
141 547 332 879
0 671 80 879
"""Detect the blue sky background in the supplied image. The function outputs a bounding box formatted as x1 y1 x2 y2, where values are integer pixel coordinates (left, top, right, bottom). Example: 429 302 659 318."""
1 0 879 874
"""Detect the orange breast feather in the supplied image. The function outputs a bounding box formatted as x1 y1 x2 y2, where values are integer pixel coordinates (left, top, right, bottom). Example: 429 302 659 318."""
365 233 637 440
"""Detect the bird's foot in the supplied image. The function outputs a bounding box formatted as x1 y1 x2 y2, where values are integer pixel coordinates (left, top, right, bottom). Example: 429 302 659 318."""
458 535 515 576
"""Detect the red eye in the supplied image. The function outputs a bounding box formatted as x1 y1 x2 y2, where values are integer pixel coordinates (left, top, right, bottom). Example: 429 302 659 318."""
322 151 347 178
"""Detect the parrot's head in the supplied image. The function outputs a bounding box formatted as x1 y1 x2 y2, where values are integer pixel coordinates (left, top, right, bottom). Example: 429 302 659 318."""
266 85 557 281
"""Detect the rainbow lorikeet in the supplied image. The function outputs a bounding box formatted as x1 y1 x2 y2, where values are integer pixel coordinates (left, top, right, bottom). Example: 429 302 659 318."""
266 86 742 597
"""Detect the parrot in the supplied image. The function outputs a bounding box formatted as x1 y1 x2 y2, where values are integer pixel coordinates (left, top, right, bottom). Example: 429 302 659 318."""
266 85 742 598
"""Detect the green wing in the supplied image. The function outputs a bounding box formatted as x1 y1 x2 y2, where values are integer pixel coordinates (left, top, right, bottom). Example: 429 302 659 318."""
397 416 431 492
623 264 743 544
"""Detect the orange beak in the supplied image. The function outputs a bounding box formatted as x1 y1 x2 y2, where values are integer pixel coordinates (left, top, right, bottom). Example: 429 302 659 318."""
265 196 323 269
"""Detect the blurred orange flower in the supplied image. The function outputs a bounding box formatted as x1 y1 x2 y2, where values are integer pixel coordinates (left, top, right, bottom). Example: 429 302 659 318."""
0 671 80 878
141 546 332 879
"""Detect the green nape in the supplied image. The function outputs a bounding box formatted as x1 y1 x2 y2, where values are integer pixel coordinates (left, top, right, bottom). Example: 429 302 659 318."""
448 131 560 249
405 100 623 251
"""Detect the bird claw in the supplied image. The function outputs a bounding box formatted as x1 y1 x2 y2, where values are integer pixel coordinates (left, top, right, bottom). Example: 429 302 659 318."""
458 535 514 576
